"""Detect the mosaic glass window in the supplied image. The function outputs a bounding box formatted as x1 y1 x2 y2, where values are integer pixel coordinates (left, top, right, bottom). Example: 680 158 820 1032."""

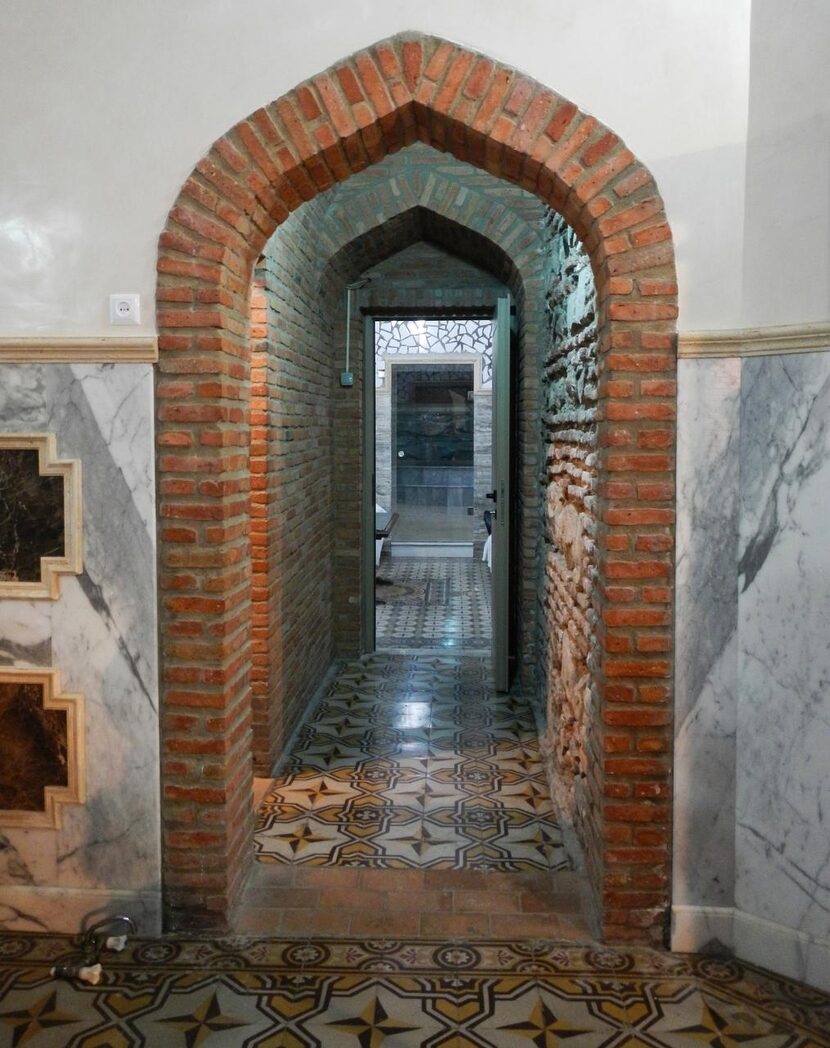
375 319 494 388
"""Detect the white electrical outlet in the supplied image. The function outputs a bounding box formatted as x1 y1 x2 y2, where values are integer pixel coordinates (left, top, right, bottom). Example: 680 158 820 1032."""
109 293 141 325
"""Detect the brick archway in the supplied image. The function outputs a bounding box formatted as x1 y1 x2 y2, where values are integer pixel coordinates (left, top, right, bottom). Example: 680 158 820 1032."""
156 32 678 941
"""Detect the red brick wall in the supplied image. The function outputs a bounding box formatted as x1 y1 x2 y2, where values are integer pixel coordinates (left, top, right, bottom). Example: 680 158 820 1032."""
248 195 338 774
156 32 677 940
249 272 272 772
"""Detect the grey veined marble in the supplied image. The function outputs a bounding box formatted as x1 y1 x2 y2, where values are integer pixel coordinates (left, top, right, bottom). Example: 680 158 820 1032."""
0 363 161 932
674 358 741 909
736 352 830 942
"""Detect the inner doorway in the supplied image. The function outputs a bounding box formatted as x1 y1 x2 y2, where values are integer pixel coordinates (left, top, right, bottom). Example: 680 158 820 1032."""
365 308 511 689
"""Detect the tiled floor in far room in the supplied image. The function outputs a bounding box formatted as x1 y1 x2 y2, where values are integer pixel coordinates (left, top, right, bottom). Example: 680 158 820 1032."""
248 652 591 938
1 935 828 1047
375 555 491 651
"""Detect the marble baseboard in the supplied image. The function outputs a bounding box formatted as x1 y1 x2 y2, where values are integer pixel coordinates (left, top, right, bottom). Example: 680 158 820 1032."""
672 905 830 994
672 905 735 955
0 885 162 936
733 909 830 996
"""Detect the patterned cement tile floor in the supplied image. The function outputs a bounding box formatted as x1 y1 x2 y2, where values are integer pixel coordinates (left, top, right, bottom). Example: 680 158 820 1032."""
1 934 828 1047
375 557 491 651
254 654 565 875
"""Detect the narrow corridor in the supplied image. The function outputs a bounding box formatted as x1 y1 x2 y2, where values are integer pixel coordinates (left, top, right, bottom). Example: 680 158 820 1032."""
244 653 592 938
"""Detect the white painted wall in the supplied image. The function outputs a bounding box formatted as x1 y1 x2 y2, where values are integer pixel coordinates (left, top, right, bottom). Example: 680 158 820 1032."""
741 0 830 326
0 0 751 334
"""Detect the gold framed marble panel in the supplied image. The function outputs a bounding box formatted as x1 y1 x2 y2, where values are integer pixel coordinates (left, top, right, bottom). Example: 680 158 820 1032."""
0 433 83 599
0 668 86 830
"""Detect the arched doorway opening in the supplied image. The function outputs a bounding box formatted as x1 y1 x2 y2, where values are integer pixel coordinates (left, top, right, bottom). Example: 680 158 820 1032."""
156 32 677 942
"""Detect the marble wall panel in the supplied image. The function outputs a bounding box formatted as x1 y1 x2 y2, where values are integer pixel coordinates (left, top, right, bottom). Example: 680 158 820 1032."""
674 357 741 910
736 351 830 950
0 363 161 933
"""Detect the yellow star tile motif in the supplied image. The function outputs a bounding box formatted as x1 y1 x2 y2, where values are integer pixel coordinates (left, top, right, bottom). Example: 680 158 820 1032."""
157 990 248 1048
326 993 421 1047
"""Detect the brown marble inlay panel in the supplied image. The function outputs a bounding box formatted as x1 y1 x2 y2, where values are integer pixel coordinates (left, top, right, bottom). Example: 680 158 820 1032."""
0 448 65 583
0 680 68 812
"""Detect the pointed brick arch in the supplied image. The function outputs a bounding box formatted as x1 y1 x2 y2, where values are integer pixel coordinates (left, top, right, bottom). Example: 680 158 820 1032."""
156 32 677 942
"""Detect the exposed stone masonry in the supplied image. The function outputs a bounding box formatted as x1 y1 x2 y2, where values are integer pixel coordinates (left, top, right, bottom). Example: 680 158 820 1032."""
538 212 598 839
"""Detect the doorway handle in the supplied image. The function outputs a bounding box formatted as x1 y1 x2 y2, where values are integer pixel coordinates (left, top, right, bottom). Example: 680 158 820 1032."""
485 490 497 502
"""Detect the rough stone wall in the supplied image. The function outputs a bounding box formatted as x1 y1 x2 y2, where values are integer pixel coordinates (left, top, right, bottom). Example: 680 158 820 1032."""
539 211 598 829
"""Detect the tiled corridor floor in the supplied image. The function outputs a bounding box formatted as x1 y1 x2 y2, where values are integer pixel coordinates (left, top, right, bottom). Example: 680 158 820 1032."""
255 654 563 873
375 557 491 651
248 653 588 939
1 934 828 1046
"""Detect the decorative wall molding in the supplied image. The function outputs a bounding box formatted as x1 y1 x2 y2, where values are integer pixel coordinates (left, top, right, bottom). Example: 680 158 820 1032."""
0 668 85 830
0 336 158 363
678 322 830 359
0 433 83 599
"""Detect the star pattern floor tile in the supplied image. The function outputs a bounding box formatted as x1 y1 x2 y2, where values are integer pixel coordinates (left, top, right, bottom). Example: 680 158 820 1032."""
255 654 569 872
0 935 827 1047
375 556 491 651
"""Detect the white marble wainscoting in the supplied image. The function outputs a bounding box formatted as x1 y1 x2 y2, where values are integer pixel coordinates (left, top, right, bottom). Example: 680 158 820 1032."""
672 348 830 991
0 363 161 934
673 357 741 918
735 350 830 989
